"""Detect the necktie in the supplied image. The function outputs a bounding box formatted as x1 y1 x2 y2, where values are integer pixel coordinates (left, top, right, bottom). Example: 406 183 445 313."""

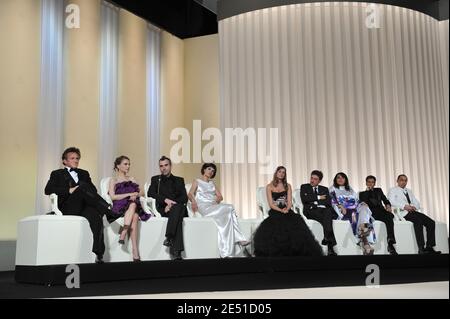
404 191 411 204
314 187 318 196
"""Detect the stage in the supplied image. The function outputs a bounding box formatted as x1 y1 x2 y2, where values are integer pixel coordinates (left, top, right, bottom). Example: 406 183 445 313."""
3 254 447 299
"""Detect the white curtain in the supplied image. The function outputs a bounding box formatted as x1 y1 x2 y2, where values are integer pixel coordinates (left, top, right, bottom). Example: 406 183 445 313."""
439 20 449 135
35 0 65 214
146 24 161 181
219 3 449 227
98 1 119 180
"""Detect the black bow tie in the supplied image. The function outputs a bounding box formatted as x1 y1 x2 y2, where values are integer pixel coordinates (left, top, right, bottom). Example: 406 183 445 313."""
69 168 77 172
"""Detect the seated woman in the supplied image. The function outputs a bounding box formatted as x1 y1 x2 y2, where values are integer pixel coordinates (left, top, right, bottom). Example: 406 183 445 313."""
253 166 323 257
329 172 375 255
108 156 151 262
188 163 249 258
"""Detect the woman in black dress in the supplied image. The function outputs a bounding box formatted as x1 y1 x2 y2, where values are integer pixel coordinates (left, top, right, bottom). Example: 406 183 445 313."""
254 166 323 257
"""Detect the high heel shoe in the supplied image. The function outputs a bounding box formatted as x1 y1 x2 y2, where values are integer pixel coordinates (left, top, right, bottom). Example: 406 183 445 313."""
363 243 374 255
359 239 374 256
118 225 130 244
358 223 372 238
133 258 141 262
238 240 251 247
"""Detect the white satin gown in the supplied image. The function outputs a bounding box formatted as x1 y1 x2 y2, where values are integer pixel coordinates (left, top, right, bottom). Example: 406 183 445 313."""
195 179 247 258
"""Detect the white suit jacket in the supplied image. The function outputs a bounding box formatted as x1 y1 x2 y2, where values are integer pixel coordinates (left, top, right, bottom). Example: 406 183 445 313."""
387 186 421 217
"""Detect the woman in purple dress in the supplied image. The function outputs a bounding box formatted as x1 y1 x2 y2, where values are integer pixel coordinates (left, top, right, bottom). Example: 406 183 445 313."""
108 156 151 262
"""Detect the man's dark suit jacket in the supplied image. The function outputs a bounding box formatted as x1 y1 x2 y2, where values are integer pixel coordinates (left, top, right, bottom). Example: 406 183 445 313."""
359 188 391 210
300 183 332 214
44 168 97 212
148 174 188 216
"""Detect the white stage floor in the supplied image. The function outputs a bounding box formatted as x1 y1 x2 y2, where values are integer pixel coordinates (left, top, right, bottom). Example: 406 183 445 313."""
70 281 449 299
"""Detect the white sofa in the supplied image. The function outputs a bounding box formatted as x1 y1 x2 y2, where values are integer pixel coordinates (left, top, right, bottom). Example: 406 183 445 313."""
254 187 449 256
102 178 223 261
390 215 449 255
15 183 448 266
15 215 95 265
290 188 448 255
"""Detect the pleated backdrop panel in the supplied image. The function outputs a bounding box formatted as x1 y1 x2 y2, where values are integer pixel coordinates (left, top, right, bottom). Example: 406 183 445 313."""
439 19 449 145
146 24 162 181
98 1 119 181
36 0 65 214
219 2 449 225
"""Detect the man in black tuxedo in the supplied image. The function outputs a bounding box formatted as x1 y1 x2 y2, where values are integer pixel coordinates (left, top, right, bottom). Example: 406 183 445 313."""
300 170 337 256
148 156 188 260
44 147 111 263
359 175 397 255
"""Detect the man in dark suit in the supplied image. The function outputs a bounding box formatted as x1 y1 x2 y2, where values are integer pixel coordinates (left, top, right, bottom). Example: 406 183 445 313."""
148 156 188 260
359 175 397 255
300 170 337 256
44 147 111 263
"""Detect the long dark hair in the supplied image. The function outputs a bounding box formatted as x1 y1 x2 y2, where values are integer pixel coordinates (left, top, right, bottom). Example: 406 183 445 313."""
333 172 350 191
114 156 130 172
271 166 288 190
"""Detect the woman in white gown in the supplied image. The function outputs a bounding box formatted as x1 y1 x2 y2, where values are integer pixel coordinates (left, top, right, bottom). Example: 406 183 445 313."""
188 163 249 258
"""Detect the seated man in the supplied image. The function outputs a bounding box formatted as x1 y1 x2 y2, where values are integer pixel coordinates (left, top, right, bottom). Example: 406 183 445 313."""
300 170 338 256
45 147 112 263
388 174 441 254
359 175 397 255
148 156 188 260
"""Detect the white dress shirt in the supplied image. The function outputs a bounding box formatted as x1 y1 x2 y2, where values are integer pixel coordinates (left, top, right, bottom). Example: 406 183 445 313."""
313 186 326 208
65 166 79 184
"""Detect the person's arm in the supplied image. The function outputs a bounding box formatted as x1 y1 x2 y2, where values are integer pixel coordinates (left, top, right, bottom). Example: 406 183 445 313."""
44 171 70 196
380 189 392 211
300 184 318 204
215 184 224 204
188 180 199 212
85 171 97 193
387 188 408 210
286 184 293 211
148 176 166 206
323 188 332 207
410 190 421 211
358 191 369 205
76 170 97 193
355 189 367 206
330 187 345 215
130 177 144 197
174 177 188 205
266 185 283 213
108 178 137 201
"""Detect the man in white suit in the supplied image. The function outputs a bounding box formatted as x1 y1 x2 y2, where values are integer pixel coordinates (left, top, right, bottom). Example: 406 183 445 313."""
388 174 441 254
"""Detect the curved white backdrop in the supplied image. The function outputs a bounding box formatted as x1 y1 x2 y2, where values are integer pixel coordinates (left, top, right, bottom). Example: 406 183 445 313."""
219 2 449 227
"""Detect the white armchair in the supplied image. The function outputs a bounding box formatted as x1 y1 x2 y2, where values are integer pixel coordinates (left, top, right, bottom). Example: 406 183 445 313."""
292 189 306 219
101 178 172 261
143 181 196 218
17 193 94 265
100 177 160 222
143 182 161 217
391 207 406 221
99 177 113 205
292 188 361 255
256 186 270 219
49 193 63 216
389 207 449 254
185 183 200 218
